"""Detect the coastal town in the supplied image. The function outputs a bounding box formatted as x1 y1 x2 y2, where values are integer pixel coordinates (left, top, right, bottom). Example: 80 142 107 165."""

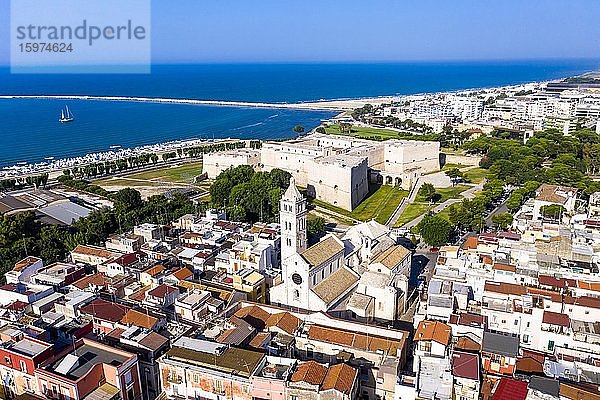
1 71 600 400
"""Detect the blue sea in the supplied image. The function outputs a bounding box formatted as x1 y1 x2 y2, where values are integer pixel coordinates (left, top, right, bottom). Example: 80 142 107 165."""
0 60 599 167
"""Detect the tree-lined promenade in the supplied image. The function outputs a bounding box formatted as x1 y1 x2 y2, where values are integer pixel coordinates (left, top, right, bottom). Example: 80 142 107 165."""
416 128 600 246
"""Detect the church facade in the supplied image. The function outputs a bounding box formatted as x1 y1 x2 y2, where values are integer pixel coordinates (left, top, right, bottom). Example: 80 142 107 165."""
270 177 359 312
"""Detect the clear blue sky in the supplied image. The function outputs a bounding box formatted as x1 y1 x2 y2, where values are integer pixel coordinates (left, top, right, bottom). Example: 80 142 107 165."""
1 0 599 64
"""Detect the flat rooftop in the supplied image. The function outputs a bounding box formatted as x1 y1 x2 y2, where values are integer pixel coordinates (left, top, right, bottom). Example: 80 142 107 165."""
165 344 263 378
47 343 129 380
8 338 51 357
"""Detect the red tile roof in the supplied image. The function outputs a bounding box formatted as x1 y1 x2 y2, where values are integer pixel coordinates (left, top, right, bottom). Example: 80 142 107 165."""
449 313 487 328
485 281 562 302
291 361 327 386
139 332 169 351
577 281 600 293
6 301 28 311
493 378 529 400
80 299 131 322
307 325 405 355
455 336 481 352
72 245 113 259
452 351 480 380
322 363 357 394
414 320 451 345
120 309 158 329
234 305 271 330
542 311 570 327
143 264 166 277
539 275 576 290
265 312 301 335
171 267 193 281
71 273 107 290
564 296 600 309
111 253 139 267
463 237 478 250
147 284 178 299
493 263 516 272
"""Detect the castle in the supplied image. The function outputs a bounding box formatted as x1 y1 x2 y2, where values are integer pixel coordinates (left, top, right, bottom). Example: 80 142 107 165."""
203 133 440 211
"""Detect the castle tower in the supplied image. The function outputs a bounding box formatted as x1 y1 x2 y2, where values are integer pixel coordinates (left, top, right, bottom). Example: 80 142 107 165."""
280 176 307 261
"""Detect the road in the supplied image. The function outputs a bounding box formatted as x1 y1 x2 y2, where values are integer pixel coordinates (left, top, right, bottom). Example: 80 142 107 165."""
396 242 438 327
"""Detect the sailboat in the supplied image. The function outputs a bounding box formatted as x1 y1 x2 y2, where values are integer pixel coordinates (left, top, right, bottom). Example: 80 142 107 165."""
59 105 74 123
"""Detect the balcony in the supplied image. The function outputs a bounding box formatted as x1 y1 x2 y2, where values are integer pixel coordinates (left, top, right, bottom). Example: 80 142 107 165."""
166 375 183 384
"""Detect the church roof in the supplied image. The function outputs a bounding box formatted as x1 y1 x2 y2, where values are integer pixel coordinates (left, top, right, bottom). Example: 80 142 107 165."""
283 176 303 201
312 267 359 305
371 245 410 270
301 235 344 268
346 220 389 240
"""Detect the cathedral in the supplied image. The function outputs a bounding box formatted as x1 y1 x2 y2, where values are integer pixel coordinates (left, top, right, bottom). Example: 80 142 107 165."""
270 177 411 322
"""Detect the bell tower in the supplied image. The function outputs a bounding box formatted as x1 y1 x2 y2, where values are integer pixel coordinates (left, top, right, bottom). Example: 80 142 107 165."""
280 176 307 261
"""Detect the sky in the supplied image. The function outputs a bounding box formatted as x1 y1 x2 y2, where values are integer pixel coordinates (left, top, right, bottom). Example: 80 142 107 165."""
0 0 599 64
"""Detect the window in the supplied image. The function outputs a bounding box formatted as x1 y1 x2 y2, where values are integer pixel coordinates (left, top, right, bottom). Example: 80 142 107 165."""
20 360 27 372
514 319 518 326
523 334 529 343
61 387 71 400
419 342 432 353
548 340 555 351
214 380 225 395
307 348 314 358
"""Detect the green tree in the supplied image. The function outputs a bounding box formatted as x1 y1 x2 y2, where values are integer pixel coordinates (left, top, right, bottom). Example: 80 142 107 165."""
445 168 463 186
416 213 453 246
111 188 143 213
540 204 566 220
307 217 326 236
491 213 514 230
418 183 437 203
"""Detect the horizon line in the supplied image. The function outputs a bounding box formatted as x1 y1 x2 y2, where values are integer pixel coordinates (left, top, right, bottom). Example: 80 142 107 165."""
0 56 600 68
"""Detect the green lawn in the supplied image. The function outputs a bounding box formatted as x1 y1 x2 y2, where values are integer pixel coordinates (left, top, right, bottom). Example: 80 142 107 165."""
324 124 400 141
414 184 469 203
463 168 489 184
441 163 466 171
394 203 431 227
310 184 408 225
95 178 166 188
123 161 204 183
395 184 470 227
352 185 408 224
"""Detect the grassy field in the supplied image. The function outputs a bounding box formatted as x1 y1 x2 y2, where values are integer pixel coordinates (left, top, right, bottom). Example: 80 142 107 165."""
324 124 400 141
441 163 466 171
124 161 204 183
395 184 470 227
394 203 431 226
310 184 408 225
463 167 489 184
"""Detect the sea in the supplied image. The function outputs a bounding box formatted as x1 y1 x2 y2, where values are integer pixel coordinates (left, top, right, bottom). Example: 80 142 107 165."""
0 59 599 167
